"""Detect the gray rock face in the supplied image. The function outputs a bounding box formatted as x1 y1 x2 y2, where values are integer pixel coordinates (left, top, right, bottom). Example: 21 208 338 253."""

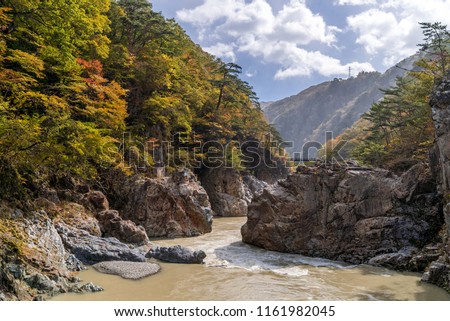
421 260 450 290
201 168 251 217
242 164 441 265
146 245 206 264
69 282 104 294
22 212 67 273
369 245 442 272
56 222 145 265
368 247 418 271
200 168 271 217
24 274 58 292
96 210 149 245
243 174 269 197
426 75 450 292
65 254 86 272
121 171 213 238
0 210 104 300
93 261 161 279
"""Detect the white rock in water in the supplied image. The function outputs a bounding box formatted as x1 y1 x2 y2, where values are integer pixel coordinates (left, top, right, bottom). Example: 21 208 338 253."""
93 261 160 280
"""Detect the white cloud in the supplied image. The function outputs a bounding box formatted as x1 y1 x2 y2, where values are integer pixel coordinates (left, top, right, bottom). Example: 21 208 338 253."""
177 0 371 79
176 0 241 26
336 0 376 5
347 0 450 66
271 0 339 45
203 43 237 62
220 0 275 37
269 46 374 79
245 69 258 78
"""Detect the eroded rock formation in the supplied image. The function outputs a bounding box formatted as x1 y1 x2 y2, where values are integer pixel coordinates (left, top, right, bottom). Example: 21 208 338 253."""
242 164 442 265
200 168 270 217
424 75 450 291
56 222 146 265
201 168 251 217
120 170 213 237
0 206 105 301
96 210 149 245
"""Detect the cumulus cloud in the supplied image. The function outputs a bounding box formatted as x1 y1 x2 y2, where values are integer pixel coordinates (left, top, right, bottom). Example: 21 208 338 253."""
271 48 374 80
347 0 450 66
176 0 240 26
177 0 371 79
203 43 237 62
271 0 339 45
336 0 376 5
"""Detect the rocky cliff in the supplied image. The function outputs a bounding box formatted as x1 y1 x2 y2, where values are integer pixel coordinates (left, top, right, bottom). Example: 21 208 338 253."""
0 170 214 300
242 163 443 268
264 55 419 157
241 73 450 292
0 200 136 301
120 170 213 237
201 168 251 217
200 168 269 217
424 75 450 291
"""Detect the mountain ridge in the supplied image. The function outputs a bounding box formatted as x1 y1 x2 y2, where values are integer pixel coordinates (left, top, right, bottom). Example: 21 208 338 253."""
263 54 421 157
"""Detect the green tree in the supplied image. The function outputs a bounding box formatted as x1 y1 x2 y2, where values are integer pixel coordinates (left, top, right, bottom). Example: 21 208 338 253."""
418 22 450 78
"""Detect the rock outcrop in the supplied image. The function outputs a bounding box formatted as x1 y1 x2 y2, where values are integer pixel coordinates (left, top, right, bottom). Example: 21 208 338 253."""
0 206 103 301
56 222 146 265
120 170 213 237
242 164 442 265
22 211 68 273
201 168 251 217
53 202 102 236
146 245 206 264
96 210 149 245
425 74 450 291
200 167 271 217
82 191 110 212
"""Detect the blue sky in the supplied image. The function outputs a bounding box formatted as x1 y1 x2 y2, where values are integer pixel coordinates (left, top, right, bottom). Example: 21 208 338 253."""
151 0 450 101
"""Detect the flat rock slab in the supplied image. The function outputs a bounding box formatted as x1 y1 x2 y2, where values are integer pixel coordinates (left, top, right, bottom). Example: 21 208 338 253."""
93 261 160 280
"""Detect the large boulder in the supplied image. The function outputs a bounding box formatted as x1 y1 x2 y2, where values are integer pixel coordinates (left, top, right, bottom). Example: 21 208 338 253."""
146 245 206 264
242 165 442 265
201 168 250 217
96 210 149 245
120 170 213 238
55 222 145 265
200 168 271 217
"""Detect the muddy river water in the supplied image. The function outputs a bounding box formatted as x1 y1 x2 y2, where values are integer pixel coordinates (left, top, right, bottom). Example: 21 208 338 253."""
53 217 450 301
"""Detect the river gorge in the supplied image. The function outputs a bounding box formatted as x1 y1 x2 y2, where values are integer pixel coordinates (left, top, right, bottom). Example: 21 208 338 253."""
53 217 450 301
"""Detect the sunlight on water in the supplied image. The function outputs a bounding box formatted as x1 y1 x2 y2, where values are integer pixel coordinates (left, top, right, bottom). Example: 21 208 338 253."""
53 217 450 301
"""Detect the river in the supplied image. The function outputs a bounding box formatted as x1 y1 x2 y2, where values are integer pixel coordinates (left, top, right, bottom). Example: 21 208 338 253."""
53 217 450 301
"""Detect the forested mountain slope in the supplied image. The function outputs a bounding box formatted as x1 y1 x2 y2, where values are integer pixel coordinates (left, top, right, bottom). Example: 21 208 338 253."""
264 55 418 157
